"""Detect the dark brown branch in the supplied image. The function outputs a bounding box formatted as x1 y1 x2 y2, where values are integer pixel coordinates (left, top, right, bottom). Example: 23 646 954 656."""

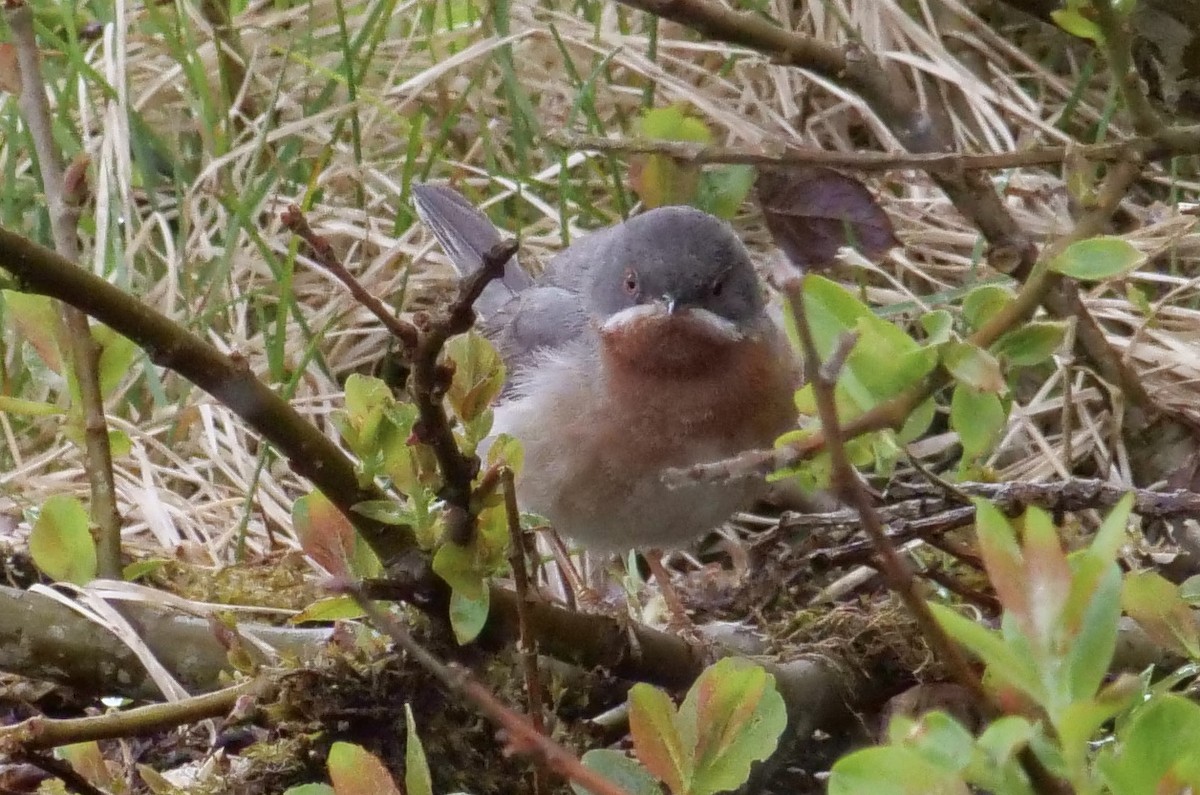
281 204 419 350
411 240 518 545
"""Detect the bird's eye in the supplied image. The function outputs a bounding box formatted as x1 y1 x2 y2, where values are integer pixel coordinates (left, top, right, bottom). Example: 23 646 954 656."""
623 269 639 295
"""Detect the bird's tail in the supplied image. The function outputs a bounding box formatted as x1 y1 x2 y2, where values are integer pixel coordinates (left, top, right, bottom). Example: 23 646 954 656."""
411 183 532 317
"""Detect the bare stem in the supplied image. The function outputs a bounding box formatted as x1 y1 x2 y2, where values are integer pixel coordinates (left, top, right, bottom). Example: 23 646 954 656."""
7 0 123 579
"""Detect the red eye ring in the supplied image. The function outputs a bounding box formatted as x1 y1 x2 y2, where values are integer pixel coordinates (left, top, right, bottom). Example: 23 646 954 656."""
623 268 639 295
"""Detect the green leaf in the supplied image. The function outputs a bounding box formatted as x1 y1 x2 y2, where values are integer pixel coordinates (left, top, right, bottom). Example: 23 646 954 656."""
1090 493 1133 563
1048 236 1145 281
4 290 63 373
697 165 755 219
962 284 1015 331
919 310 954 346
929 603 1039 699
1122 570 1200 658
29 494 97 585
680 657 788 795
445 332 505 425
283 786 336 795
433 540 484 598
291 596 366 624
992 321 1069 366
895 711 974 773
1098 695 1200 793
1061 561 1122 705
575 750 663 795
327 741 402 795
951 386 1006 461
405 705 434 795
829 746 970 795
942 342 1006 394
629 683 689 794
638 103 713 143
1050 8 1104 42
92 325 139 398
448 586 489 644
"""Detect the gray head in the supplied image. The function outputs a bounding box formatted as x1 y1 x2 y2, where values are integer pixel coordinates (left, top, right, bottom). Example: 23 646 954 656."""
587 206 763 336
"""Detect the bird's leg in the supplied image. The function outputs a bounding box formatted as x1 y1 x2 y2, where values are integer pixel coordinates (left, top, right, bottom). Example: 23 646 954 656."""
644 548 696 637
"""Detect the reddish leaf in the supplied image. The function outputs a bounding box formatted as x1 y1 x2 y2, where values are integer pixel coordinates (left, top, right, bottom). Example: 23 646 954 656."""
0 43 21 96
756 166 898 271
293 491 355 577
327 742 402 795
629 683 688 793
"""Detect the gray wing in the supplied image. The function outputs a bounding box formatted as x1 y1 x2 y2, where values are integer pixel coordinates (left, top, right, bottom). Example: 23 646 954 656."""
484 285 589 376
411 183 533 318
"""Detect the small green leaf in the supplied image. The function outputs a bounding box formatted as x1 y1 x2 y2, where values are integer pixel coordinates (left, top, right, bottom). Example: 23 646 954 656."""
29 494 97 585
1050 8 1104 42
0 395 62 416
962 284 1015 331
291 596 366 624
93 325 138 398
638 103 713 143
576 750 663 795
351 500 415 526
1061 561 1122 704
283 785 336 795
896 711 974 773
942 342 1006 394
1098 695 1200 793
405 705 434 795
448 586 489 644
681 657 788 795
629 683 689 794
697 165 755 219
1048 236 1145 281
445 332 505 424
1122 570 1200 657
122 558 168 582
829 746 969 795
992 321 1069 366
433 541 485 600
929 603 1039 699
919 310 954 346
327 742 402 795
950 386 1006 461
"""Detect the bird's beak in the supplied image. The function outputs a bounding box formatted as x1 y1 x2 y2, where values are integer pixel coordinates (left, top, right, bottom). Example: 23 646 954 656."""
664 294 680 315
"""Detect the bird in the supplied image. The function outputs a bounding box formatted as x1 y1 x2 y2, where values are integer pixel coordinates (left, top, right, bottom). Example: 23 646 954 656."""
411 184 800 589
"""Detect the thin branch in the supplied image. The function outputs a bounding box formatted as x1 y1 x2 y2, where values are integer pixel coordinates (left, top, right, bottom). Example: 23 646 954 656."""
7 0 123 579
347 585 635 795
0 678 268 751
547 130 1200 173
281 204 419 349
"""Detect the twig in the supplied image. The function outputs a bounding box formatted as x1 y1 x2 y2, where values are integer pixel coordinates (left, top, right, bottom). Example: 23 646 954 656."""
281 204 419 349
346 584 635 795
547 130 1200 173
410 239 518 545
7 0 123 579
0 678 268 751
502 467 548 795
13 750 110 795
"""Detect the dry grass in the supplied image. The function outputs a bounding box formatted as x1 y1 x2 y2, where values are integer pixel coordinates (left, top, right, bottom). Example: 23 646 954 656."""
0 0 1198 571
